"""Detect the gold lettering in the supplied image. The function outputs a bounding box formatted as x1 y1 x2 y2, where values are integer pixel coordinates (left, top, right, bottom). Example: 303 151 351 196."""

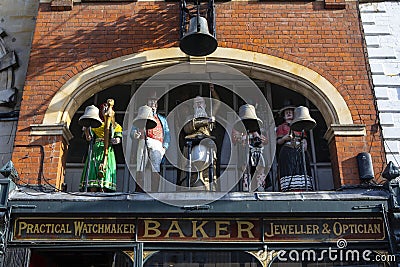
65 224 72 233
357 224 364 234
87 224 94 234
45 224 52 233
333 222 342 236
26 223 33 233
295 225 304 234
215 221 230 238
130 224 135 234
192 221 209 238
54 224 61 234
265 223 274 237
39 224 46 234
143 220 161 238
313 224 319 234
164 221 184 238
17 222 27 236
74 221 84 236
274 224 281 235
33 224 39 234
374 224 381 234
237 221 254 239
92 224 98 234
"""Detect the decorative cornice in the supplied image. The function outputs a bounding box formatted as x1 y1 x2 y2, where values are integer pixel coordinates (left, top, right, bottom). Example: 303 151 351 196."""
324 124 366 143
30 123 74 143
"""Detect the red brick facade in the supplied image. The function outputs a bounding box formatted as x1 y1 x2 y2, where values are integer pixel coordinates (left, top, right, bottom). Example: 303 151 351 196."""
12 1 385 188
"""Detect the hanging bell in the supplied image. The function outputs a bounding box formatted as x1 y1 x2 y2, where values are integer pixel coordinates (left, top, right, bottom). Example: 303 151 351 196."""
180 16 218 57
233 104 263 132
132 105 157 130
78 105 103 128
290 106 316 131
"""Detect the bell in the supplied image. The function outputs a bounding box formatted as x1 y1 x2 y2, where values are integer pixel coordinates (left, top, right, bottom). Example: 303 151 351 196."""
290 106 316 131
234 104 263 132
180 16 218 57
382 161 400 180
78 105 102 128
132 105 157 130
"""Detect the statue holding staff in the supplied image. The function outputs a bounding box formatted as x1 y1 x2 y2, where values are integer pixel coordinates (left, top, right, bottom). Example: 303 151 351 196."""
79 99 122 192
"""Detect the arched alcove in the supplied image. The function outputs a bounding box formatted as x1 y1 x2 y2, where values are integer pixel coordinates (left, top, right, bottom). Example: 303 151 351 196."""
41 47 355 129
32 47 366 192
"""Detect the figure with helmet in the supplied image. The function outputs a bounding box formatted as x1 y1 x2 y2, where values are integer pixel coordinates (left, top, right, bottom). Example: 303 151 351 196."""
276 100 316 192
179 86 219 191
131 92 170 192
232 104 269 192
79 99 123 192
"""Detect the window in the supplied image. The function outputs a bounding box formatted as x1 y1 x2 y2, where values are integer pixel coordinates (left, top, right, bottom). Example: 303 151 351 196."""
65 79 333 192
144 251 262 267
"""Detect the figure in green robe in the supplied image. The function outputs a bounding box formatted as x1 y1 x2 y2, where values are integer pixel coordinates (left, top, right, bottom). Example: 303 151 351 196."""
80 101 122 192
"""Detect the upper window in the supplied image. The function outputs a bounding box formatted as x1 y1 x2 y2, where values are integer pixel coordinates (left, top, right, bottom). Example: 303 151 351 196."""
65 79 333 193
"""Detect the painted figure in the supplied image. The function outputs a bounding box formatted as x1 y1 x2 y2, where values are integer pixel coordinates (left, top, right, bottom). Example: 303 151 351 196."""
80 99 122 192
180 91 219 190
232 104 268 191
276 101 313 191
131 93 170 192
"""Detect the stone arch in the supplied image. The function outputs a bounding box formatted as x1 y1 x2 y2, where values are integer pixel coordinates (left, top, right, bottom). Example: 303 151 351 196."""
39 47 364 141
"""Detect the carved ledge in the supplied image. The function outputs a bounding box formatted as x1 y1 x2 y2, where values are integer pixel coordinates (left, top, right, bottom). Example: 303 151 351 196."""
324 0 346 10
30 123 74 143
324 124 366 143
51 0 73 11
189 56 207 64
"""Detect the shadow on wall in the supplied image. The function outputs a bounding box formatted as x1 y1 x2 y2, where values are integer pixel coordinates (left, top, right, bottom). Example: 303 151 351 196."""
24 2 180 120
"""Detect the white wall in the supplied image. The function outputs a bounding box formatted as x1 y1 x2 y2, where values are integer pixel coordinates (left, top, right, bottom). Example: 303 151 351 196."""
360 2 400 165
0 0 38 176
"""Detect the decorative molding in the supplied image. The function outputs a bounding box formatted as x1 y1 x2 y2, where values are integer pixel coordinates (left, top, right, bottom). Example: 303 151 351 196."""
51 0 73 11
324 0 346 10
324 124 366 143
143 251 158 261
246 247 276 267
30 123 74 143
43 48 353 130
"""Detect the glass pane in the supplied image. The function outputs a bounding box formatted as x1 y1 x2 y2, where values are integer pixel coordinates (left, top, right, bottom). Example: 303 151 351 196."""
97 84 131 111
66 113 88 163
144 251 261 267
311 111 330 163
66 79 334 191
29 250 134 267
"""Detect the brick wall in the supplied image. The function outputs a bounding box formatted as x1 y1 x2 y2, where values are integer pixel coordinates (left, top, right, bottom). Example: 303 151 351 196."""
12 1 386 188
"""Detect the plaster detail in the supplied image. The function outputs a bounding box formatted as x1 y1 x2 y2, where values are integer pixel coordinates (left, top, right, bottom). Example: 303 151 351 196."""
31 123 74 143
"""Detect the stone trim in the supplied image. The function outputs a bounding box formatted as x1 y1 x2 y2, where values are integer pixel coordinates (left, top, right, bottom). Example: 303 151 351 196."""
324 0 346 9
50 0 73 10
43 47 353 129
31 123 74 143
324 124 366 143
